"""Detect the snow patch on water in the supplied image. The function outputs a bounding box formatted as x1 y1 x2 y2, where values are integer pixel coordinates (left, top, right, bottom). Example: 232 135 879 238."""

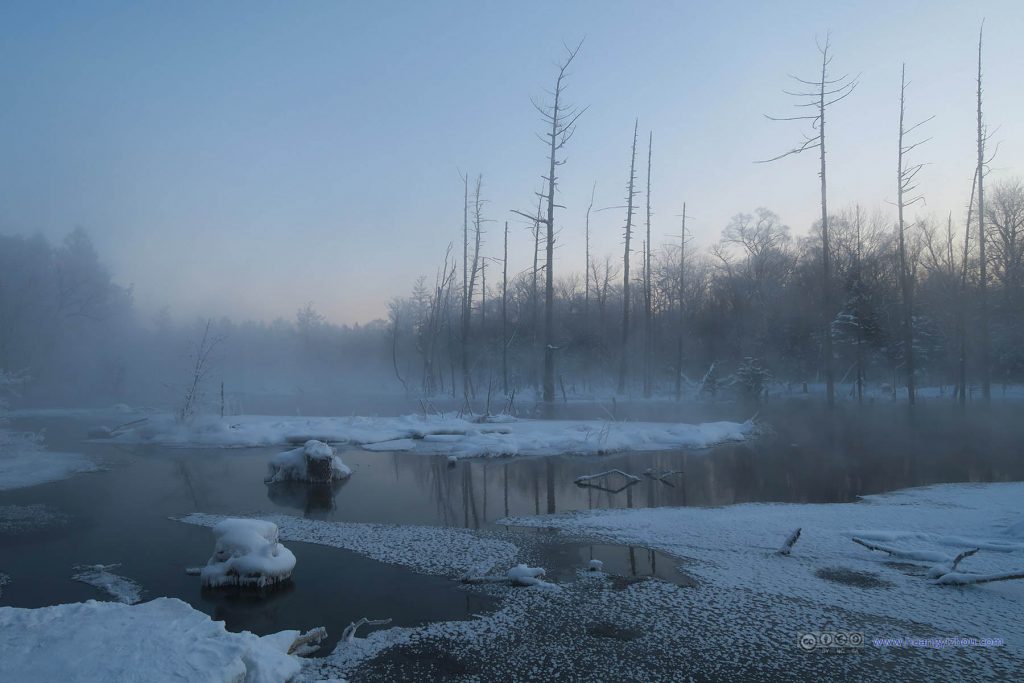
71 564 144 604
0 427 97 491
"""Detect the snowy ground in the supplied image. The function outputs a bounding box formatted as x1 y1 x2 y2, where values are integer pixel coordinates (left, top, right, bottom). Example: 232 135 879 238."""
0 598 306 683
0 426 97 491
178 483 1024 681
107 413 756 458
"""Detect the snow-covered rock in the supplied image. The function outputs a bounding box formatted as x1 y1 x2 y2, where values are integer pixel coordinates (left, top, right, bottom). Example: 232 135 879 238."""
200 519 296 589
265 440 351 484
0 598 302 683
587 559 604 572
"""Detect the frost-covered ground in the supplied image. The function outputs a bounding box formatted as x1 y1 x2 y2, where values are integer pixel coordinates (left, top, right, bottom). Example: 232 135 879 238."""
106 413 756 458
0 598 307 683
178 483 1024 682
0 426 97 491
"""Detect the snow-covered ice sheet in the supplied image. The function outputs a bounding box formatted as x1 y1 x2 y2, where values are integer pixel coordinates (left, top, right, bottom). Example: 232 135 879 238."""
503 482 1024 648
0 427 97 490
71 564 144 604
0 598 303 683
110 413 756 458
179 514 518 578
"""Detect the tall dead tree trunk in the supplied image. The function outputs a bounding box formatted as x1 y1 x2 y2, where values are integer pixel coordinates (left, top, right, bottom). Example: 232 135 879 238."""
512 41 585 404
617 120 639 394
976 23 991 404
584 182 595 326
462 175 485 401
502 220 509 395
854 204 864 406
643 131 654 398
958 168 979 407
758 35 857 409
896 64 932 406
675 204 686 401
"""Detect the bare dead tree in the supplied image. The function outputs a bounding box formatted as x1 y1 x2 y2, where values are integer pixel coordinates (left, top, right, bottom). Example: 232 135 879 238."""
758 35 857 408
896 64 933 406
461 175 487 400
675 203 688 401
643 131 654 398
976 22 991 403
179 318 224 422
584 181 596 325
618 120 639 394
512 40 585 404
502 220 509 395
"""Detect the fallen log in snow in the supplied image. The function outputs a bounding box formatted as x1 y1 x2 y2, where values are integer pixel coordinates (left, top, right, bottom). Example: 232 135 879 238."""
935 570 1024 586
851 537 950 563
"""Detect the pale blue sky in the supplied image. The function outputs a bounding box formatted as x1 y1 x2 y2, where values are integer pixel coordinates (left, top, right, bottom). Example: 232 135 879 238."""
1 1 1021 324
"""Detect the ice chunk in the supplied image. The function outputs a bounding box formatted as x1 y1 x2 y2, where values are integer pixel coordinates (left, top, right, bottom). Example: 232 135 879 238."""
200 518 296 588
71 564 144 604
265 440 352 483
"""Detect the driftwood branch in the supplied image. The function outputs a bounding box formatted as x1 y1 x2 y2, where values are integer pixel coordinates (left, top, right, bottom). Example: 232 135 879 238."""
341 617 393 642
777 528 802 556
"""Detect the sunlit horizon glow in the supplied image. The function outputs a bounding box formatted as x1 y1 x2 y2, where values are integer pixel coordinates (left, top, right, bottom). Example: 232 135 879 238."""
1 0 1021 326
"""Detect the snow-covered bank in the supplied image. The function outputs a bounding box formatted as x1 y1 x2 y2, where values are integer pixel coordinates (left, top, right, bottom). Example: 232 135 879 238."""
0 427 97 491
0 598 304 683
109 413 757 458
503 482 1024 648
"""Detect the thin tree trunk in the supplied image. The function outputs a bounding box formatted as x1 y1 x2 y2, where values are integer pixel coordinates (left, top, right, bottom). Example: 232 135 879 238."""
977 24 991 404
897 64 916 406
819 50 835 409
675 204 686 401
643 131 653 398
502 220 509 395
618 120 639 394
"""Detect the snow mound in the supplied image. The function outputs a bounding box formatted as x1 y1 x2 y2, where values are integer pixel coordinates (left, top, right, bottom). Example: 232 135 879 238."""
0 598 302 683
265 440 352 483
0 427 97 491
200 519 296 588
71 564 144 604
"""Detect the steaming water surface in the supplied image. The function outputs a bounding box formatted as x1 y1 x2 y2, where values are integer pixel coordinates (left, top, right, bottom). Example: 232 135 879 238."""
2 399 1022 652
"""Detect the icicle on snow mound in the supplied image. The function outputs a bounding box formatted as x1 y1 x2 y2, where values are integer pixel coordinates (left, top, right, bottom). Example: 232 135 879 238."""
198 519 296 588
265 439 352 483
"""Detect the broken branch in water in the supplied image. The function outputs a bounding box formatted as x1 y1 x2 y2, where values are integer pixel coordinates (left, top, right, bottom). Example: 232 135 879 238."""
777 528 801 556
341 617 392 642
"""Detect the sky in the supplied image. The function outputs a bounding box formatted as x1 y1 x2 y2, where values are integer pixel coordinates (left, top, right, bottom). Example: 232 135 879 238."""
1 1 1021 326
